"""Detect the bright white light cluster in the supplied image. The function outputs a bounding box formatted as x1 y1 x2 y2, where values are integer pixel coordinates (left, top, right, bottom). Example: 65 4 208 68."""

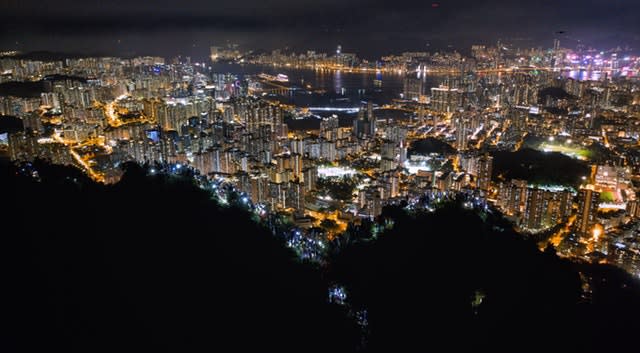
317 166 359 178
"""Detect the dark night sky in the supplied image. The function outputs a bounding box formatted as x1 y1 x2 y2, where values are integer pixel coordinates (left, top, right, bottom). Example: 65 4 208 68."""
1 0 639 59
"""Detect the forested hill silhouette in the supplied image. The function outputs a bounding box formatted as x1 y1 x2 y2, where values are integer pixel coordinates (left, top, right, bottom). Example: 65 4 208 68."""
0 160 358 353
492 148 590 187
4 159 640 353
330 204 640 353
408 137 456 157
0 75 86 98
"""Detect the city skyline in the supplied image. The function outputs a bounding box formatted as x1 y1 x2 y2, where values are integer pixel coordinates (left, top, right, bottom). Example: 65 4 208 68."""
3 2 640 352
2 39 639 269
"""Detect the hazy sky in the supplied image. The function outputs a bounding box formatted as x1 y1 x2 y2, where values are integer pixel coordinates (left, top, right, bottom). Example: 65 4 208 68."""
1 0 639 59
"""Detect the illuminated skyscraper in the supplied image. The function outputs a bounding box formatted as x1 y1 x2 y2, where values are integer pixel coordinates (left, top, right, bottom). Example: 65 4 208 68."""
454 114 470 151
524 188 546 230
431 86 462 113
496 179 528 218
577 188 600 235
403 77 424 101
320 115 339 141
353 101 376 139
476 154 493 191
380 140 397 172
553 39 562 69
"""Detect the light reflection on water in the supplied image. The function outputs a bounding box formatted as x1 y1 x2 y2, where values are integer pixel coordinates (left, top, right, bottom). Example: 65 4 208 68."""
209 62 440 106
564 69 603 81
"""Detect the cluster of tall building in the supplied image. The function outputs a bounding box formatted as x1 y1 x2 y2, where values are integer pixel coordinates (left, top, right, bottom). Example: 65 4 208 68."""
496 181 573 232
3 41 640 275
494 179 610 237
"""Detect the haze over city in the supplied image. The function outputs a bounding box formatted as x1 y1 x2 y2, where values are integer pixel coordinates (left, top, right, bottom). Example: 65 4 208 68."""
2 0 640 58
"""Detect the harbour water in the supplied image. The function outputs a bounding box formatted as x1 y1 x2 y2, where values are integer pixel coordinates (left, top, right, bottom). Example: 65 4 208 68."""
209 63 441 107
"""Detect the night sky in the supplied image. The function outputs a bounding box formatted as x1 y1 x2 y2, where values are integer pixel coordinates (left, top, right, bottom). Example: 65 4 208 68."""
1 0 639 59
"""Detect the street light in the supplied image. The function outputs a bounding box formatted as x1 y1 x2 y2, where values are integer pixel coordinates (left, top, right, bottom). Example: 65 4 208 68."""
592 224 603 242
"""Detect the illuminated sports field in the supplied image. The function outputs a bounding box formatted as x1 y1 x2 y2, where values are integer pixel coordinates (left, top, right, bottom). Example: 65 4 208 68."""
538 142 592 160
